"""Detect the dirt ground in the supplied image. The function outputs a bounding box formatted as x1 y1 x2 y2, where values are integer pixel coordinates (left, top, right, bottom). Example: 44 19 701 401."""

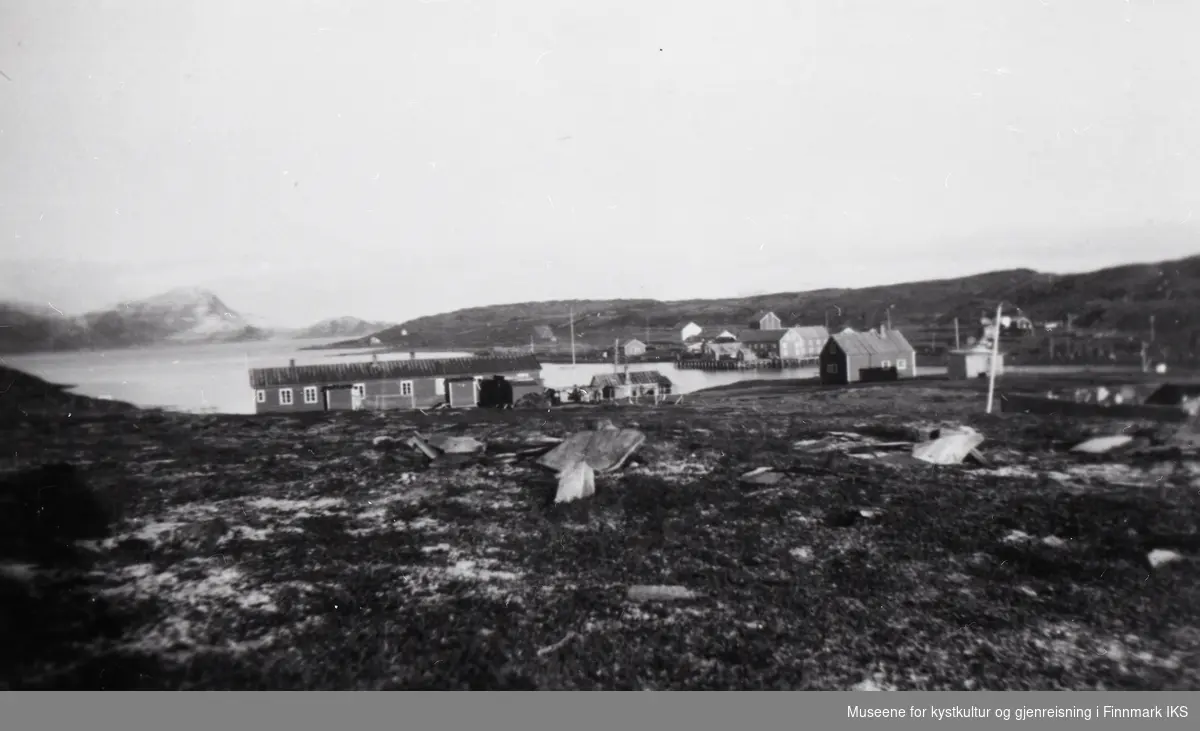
2 374 1199 690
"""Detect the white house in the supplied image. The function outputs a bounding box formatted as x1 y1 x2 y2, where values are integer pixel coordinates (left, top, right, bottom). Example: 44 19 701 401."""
679 321 703 341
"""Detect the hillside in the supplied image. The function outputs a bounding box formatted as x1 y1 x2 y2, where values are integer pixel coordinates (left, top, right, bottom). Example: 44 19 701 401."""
0 288 276 354
333 254 1200 356
291 316 395 340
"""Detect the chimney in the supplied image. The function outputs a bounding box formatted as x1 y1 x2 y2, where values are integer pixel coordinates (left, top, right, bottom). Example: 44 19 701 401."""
409 351 416 361
289 359 296 368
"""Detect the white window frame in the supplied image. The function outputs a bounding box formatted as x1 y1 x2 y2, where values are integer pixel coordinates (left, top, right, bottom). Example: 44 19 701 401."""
351 383 366 399
255 389 266 404
897 358 907 369
400 380 413 397
826 363 838 374
881 360 891 369
303 386 319 404
279 388 294 405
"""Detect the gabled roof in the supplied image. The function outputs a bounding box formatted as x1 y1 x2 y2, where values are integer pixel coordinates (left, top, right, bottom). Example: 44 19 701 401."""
622 338 644 347
674 320 701 329
828 329 914 357
752 310 779 322
249 355 542 388
532 325 554 338
790 325 830 341
589 370 674 388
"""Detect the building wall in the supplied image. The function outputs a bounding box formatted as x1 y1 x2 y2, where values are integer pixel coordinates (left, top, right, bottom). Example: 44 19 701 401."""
623 341 647 357
753 313 782 330
680 323 702 341
949 353 1002 380
253 368 542 413
818 341 915 384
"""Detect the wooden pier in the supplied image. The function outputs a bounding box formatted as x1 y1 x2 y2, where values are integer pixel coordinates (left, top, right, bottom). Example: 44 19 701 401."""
675 357 818 371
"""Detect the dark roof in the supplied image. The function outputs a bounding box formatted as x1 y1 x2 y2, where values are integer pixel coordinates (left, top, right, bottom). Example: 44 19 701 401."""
249 355 543 388
829 329 915 357
710 335 739 344
589 370 674 388
739 329 792 344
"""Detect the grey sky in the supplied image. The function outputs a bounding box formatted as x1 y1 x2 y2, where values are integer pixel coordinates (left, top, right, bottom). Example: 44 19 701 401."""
2 0 1198 327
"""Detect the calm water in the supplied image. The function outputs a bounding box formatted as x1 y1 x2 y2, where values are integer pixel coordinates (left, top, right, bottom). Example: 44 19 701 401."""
6 339 832 415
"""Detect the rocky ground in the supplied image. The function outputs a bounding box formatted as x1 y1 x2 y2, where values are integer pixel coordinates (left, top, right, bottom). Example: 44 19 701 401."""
2 369 1199 690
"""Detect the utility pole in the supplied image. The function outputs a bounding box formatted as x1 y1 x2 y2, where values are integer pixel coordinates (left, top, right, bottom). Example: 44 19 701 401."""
613 337 619 373
569 306 576 366
886 305 893 331
954 318 961 350
986 302 1003 414
1150 314 1156 344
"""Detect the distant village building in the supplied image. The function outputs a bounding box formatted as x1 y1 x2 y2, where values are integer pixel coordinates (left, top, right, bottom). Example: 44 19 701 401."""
704 335 744 361
621 338 647 358
677 321 703 341
947 343 1004 380
739 328 805 359
248 355 543 413
748 311 783 331
789 326 830 360
682 335 705 354
533 325 556 342
820 328 917 384
589 370 673 400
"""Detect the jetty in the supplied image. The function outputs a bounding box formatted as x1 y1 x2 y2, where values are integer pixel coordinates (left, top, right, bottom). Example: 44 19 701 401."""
675 357 818 371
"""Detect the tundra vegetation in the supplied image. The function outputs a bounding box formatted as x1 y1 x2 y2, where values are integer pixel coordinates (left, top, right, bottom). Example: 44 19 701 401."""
1 365 1198 690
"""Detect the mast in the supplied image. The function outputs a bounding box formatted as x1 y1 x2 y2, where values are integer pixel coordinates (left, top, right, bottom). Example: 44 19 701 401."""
570 306 576 366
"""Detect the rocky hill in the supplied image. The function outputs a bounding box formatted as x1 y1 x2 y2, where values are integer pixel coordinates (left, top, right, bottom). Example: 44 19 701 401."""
0 288 274 354
291 316 395 340
329 254 1200 356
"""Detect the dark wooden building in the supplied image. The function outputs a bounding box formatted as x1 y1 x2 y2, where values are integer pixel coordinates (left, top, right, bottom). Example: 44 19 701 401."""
248 355 543 414
819 328 917 384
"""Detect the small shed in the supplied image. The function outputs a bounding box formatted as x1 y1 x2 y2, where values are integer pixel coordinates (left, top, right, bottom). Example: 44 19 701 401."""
589 370 674 400
948 344 1005 380
621 338 647 358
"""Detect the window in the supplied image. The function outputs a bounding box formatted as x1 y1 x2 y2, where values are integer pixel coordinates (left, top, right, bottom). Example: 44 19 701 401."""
400 380 413 396
826 363 838 374
279 388 294 405
897 359 907 369
255 389 266 404
351 383 366 399
303 386 319 404
881 360 891 369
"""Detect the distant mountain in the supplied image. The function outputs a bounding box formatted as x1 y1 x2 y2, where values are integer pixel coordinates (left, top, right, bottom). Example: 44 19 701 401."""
329 254 1200 355
291 316 395 340
0 288 277 354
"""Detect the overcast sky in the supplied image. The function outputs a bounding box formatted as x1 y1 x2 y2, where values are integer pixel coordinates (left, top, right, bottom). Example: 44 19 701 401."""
1 0 1198 327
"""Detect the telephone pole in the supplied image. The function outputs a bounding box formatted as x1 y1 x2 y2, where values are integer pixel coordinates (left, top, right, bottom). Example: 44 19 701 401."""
569 306 576 366
954 318 961 350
